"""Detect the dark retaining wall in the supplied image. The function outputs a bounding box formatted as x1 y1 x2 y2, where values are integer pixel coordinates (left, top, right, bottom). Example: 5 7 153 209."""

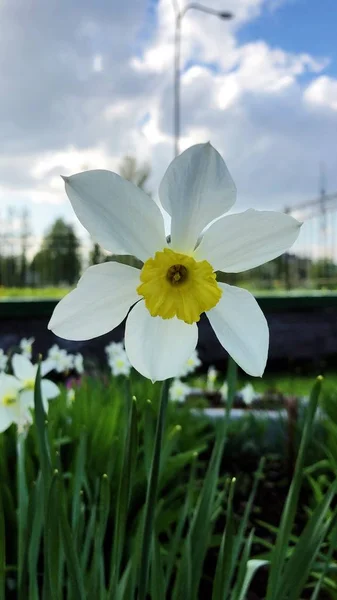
1 294 337 373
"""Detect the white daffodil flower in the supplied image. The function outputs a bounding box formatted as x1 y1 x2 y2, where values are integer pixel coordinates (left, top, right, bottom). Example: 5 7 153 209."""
240 383 257 405
66 388 76 405
206 366 218 391
109 350 131 377
219 381 228 402
0 373 25 433
179 349 202 378
48 143 301 381
47 345 73 374
12 354 60 409
0 349 8 372
19 337 35 360
105 341 125 360
169 379 190 403
73 353 84 375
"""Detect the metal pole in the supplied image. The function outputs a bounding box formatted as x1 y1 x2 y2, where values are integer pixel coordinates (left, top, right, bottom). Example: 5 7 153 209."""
172 3 233 158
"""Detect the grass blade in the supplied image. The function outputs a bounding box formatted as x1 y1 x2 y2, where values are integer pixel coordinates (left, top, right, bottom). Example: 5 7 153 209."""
108 395 138 598
266 376 323 600
137 380 170 600
0 491 5 599
57 478 86 599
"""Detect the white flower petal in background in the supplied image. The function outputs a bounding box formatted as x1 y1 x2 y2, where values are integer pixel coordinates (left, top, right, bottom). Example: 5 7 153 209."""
178 349 202 378
0 373 25 433
12 354 36 383
73 353 84 375
48 344 62 361
206 284 269 377
169 379 190 403
206 366 218 392
240 383 257 405
48 262 141 341
19 337 35 360
67 388 76 406
46 347 73 374
0 350 8 372
125 301 198 381
219 381 228 402
63 170 166 260
108 350 131 377
159 143 236 253
105 341 125 360
195 209 301 273
41 379 60 401
12 354 59 410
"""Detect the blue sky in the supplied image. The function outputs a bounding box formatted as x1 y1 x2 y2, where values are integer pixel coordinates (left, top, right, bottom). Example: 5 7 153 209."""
0 0 337 258
238 0 337 76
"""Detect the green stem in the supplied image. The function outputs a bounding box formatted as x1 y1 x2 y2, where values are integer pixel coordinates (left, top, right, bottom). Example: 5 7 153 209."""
17 432 28 595
137 379 170 600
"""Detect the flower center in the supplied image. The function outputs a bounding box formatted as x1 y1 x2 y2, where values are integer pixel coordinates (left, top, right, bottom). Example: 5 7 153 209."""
166 264 188 285
137 248 222 324
24 379 35 390
2 394 17 406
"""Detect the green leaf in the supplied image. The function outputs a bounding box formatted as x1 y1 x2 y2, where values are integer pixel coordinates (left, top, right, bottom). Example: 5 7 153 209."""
28 476 44 600
46 470 62 600
266 376 323 600
212 477 236 600
56 477 86 600
0 491 6 600
137 380 170 600
108 395 138 597
16 433 28 593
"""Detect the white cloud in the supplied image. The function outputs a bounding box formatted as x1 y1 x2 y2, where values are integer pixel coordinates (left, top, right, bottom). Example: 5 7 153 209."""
304 76 337 111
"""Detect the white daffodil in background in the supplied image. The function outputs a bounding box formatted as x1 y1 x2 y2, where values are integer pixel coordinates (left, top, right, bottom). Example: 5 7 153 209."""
179 349 202 378
49 143 301 381
47 345 74 374
12 354 60 409
240 383 257 405
0 349 8 372
66 388 76 406
108 350 131 377
19 337 35 360
219 381 228 402
169 379 190 403
0 373 26 433
206 366 218 392
105 341 125 360
73 353 84 375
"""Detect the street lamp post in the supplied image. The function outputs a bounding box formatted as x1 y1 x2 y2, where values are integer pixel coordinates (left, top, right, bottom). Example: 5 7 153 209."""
173 2 233 157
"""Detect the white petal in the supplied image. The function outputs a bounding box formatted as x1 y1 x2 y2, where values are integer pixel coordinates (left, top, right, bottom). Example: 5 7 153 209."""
159 143 236 252
19 389 34 408
20 388 48 412
125 302 198 381
0 406 15 433
64 170 166 261
0 373 22 395
41 379 60 400
41 359 55 377
12 354 36 382
195 209 301 272
48 262 140 341
206 283 269 377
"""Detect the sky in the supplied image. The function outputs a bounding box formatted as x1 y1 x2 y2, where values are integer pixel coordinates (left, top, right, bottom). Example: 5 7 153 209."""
0 0 337 255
